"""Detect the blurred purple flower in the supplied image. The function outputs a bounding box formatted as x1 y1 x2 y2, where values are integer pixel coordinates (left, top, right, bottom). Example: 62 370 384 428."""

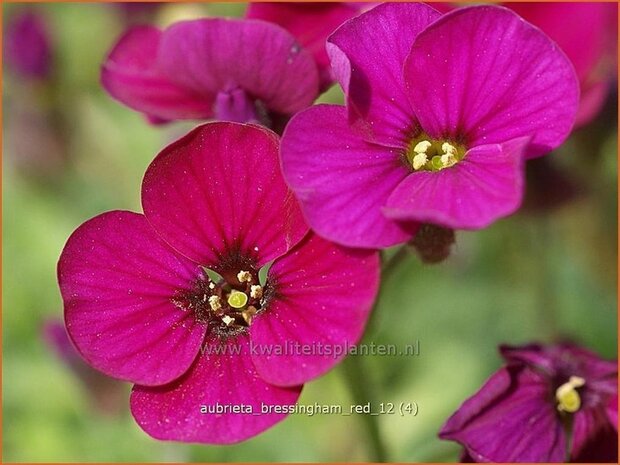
58 122 379 443
245 2 362 90
4 9 52 79
101 18 319 128
43 320 126 416
440 343 618 462
508 3 617 128
113 2 161 24
281 3 579 249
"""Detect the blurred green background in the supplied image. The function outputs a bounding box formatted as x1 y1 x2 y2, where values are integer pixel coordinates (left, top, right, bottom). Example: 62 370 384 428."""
2 2 617 462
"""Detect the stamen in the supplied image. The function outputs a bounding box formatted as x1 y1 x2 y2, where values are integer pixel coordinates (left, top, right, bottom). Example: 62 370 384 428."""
208 295 222 311
412 152 428 171
242 305 257 325
222 315 235 326
250 285 263 299
413 140 432 154
227 290 249 309
237 270 252 283
556 376 586 413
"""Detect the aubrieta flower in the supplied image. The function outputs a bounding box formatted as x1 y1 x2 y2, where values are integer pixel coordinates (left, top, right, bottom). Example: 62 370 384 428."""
101 18 319 128
245 2 363 90
508 2 617 127
5 9 52 79
281 3 579 248
58 122 379 443
440 343 618 463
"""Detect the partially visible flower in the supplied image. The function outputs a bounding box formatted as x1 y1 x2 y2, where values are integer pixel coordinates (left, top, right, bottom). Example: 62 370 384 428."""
246 2 362 90
507 3 617 127
43 320 126 415
112 2 161 25
58 122 379 443
101 18 319 129
440 343 618 463
4 9 52 79
281 3 578 249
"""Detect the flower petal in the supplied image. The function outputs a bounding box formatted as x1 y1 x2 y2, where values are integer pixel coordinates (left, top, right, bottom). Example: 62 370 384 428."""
131 334 302 444
158 18 319 115
571 406 618 462
404 5 579 158
246 2 361 90
508 2 617 127
142 122 308 268
58 211 205 386
250 233 379 386
326 2 441 147
384 137 528 230
281 104 417 248
101 26 213 121
439 366 566 462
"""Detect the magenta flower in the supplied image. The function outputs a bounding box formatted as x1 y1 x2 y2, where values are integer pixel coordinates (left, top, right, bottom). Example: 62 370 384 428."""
58 122 379 443
440 343 618 462
5 9 52 79
101 18 319 128
246 2 362 90
281 3 579 248
507 2 617 127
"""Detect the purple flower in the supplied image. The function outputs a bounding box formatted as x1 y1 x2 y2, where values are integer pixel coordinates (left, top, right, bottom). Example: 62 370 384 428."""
4 9 52 79
101 18 319 128
246 2 363 90
440 343 618 462
281 3 579 248
58 122 379 443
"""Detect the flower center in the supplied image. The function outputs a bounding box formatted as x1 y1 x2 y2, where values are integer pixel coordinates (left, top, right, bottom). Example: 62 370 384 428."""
405 134 466 172
172 268 267 338
555 375 586 413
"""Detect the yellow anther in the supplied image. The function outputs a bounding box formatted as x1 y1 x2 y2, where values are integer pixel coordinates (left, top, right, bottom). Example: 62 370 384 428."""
242 305 258 325
222 315 235 326
556 376 586 413
208 295 222 311
441 142 458 155
237 270 252 283
227 290 248 309
412 152 428 171
413 140 432 154
250 285 263 299
440 152 457 168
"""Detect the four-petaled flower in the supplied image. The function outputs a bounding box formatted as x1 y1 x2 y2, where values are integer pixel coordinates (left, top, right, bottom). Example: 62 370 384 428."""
58 122 379 443
281 3 579 248
440 343 618 462
101 18 320 128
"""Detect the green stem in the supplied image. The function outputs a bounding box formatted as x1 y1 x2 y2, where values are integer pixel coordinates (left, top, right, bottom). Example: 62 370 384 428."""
340 247 410 461
342 354 389 462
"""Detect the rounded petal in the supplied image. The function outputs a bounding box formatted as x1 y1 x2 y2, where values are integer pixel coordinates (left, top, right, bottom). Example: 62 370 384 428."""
384 138 528 230
281 104 417 248
250 233 379 386
440 366 566 462
327 2 441 147
142 122 308 268
158 18 319 115
101 26 213 121
404 5 579 158
246 2 361 90
58 211 205 386
131 334 302 444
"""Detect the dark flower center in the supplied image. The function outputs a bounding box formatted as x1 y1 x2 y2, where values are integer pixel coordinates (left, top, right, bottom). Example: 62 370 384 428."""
405 133 466 172
172 265 270 338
